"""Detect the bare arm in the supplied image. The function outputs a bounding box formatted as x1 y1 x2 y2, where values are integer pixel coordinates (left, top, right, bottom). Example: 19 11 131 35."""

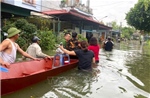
0 40 10 52
92 57 95 63
17 44 37 60
59 46 76 55
0 40 10 67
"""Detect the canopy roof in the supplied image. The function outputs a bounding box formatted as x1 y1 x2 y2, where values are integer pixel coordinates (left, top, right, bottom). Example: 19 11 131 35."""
43 9 112 30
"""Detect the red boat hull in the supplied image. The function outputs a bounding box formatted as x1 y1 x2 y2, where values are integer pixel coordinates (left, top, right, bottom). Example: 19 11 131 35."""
1 58 78 95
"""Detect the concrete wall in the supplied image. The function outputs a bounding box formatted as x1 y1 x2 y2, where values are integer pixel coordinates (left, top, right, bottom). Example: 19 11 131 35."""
2 0 14 4
2 0 42 12
41 0 61 11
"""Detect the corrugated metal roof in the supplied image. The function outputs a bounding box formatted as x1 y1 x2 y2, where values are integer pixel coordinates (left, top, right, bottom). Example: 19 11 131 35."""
42 9 112 30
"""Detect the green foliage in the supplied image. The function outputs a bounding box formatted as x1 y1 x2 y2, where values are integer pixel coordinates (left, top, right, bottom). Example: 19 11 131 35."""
2 18 37 49
15 19 28 29
1 18 57 51
16 37 27 50
111 21 120 30
78 34 87 42
56 32 64 43
126 1 150 32
22 23 37 34
138 0 150 11
27 16 52 31
38 30 56 50
2 21 15 32
17 21 37 48
121 27 135 39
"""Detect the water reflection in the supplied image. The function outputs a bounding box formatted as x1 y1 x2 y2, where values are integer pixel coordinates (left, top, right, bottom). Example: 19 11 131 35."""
2 41 150 98
126 54 150 93
43 70 99 98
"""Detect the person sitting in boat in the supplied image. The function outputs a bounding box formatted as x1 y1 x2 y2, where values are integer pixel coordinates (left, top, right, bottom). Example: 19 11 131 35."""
26 36 51 59
67 32 80 51
59 40 96 71
0 27 38 68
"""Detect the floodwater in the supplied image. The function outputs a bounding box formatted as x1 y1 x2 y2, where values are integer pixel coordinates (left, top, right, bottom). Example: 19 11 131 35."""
2 40 150 98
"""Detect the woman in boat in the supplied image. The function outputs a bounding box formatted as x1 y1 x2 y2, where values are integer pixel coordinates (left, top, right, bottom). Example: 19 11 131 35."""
0 27 38 68
59 40 96 71
88 37 100 64
26 36 51 59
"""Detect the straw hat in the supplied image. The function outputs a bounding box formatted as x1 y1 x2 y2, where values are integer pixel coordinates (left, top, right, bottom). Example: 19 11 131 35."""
7 27 20 38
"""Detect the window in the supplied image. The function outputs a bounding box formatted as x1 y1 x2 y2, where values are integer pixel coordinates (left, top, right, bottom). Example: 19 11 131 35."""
22 0 36 6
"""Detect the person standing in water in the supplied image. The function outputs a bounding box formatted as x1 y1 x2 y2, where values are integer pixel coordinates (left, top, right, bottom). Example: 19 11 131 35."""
59 40 95 71
88 37 100 64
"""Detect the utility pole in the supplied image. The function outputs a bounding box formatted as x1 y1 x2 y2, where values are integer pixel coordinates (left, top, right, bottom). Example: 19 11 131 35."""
119 22 122 37
87 0 90 13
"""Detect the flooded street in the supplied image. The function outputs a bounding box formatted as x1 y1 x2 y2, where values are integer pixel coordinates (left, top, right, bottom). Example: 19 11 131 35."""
2 40 150 98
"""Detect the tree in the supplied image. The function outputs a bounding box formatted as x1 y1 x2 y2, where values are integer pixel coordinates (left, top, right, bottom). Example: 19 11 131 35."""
121 27 135 39
126 0 150 32
111 21 120 30
15 19 37 50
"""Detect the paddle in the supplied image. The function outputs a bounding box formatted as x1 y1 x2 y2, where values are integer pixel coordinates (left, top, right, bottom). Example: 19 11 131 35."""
0 66 8 72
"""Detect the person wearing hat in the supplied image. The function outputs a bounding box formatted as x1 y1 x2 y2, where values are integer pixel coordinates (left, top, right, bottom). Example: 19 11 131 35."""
26 36 51 59
0 27 39 68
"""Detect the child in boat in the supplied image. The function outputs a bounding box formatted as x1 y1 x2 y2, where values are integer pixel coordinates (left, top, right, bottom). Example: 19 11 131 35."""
88 37 100 64
59 40 96 71
0 27 38 68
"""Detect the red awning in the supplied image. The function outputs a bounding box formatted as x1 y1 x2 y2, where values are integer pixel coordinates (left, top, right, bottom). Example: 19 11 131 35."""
43 10 68 15
43 9 98 23
42 9 112 30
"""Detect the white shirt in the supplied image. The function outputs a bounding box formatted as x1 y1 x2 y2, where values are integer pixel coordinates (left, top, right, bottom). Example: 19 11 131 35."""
0 39 17 63
26 43 47 58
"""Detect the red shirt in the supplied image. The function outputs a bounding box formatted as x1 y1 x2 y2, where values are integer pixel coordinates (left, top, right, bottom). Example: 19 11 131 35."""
88 45 100 61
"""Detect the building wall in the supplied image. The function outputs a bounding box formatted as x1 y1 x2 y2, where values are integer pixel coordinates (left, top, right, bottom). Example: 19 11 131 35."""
2 0 42 12
41 0 61 11
2 0 14 4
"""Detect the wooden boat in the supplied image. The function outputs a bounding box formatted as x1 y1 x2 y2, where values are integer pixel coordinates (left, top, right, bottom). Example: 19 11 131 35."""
0 56 78 96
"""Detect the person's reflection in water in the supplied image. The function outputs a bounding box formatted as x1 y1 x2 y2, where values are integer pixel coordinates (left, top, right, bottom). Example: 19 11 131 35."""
45 68 100 97
91 63 101 81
